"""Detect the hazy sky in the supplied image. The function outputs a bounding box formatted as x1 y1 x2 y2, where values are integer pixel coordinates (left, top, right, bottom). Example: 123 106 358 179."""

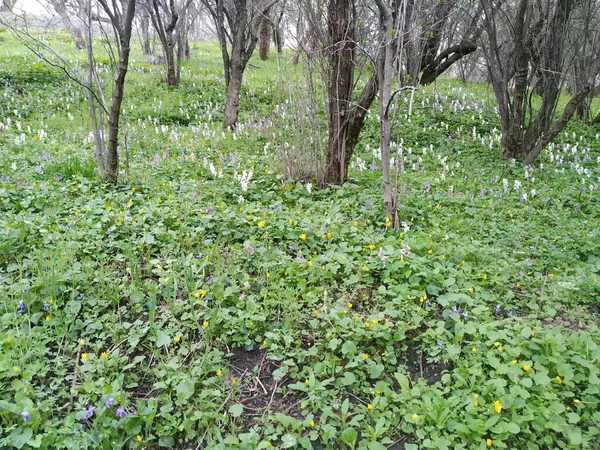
13 0 50 16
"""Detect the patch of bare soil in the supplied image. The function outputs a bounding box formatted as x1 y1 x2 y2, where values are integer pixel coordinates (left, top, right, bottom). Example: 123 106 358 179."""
228 347 301 428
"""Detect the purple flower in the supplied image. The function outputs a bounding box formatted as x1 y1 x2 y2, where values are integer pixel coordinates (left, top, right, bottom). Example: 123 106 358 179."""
105 397 114 409
494 304 501 315
43 303 49 311
21 411 30 421
86 405 95 418
451 305 463 314
205 205 214 213
437 342 445 349
106 228 112 235
425 299 431 307
17 300 26 314
23 286 29 293
463 312 469 321
365 200 372 209
424 181 431 193
73 427 80 436
115 407 127 418
378 248 387 266
526 258 532 266
206 276 213 285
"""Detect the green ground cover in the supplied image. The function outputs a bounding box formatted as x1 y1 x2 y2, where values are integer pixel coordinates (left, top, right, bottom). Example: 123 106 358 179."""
1 30 600 449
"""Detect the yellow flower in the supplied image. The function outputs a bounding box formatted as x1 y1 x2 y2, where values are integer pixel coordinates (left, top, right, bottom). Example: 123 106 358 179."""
494 400 502 413
308 260 313 267
531 331 535 337
493 342 500 347
347 302 353 308
411 414 419 420
49 299 54 305
300 234 307 240
498 346 503 352
81 353 88 360
174 336 181 343
486 439 492 447
462 260 465 265
367 403 373 409
257 221 265 227
288 219 293 225
353 220 358 226
301 403 306 409
574 399 579 404
362 265 367 271
203 321 209 328
363 353 369 359
310 419 315 427
101 352 109 359
372 319 378 324
313 309 318 316
522 364 531 372
304 378 310 385
474 393 479 398
428 249 433 254
474 401 479 407
267 442 272 447
217 369 222 376
468 287 474 293
7 337 12 343
199 289 207 298
556 376 562 384
472 347 476 352
263 340 267 347
512 360 518 364
136 435 142 442
232 378 238 385
323 290 328 296
46 315 51 322
483 274 487 280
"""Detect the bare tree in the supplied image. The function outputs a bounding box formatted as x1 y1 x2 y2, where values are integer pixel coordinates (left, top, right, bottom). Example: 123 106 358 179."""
3 0 137 182
201 0 278 129
0 0 17 13
49 1 86 49
146 0 181 86
481 0 598 164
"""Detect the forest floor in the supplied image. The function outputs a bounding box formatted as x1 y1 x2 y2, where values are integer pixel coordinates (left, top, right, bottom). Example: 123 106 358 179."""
1 31 600 450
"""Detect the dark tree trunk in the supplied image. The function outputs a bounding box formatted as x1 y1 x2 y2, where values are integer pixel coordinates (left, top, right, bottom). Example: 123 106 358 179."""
324 0 356 185
165 33 178 85
106 1 136 182
259 17 270 60
223 67 244 129
148 0 180 86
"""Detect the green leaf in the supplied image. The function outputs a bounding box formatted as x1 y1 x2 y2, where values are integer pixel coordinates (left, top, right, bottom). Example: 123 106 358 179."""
159 436 175 446
507 422 520 433
10 427 33 449
281 434 297 448
568 428 582 445
341 372 356 386
229 403 243 418
156 330 170 347
176 379 194 402
342 341 357 355
395 372 410 390
341 428 358 446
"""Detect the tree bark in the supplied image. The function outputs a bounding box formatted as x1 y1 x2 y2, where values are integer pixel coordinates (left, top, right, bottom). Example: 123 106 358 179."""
324 0 355 185
140 7 151 54
105 0 136 183
51 0 86 50
259 17 270 60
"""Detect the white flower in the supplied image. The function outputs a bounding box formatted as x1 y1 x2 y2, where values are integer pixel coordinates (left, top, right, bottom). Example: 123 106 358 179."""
306 183 312 194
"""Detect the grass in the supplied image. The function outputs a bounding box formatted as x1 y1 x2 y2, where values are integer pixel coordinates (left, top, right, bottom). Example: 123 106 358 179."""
0 30 599 450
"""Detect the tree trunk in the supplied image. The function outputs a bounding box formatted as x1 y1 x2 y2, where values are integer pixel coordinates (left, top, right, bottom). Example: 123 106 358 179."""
140 8 151 54
259 17 270 60
324 0 355 185
51 0 86 50
223 67 243 129
165 35 178 86
0 0 17 12
105 0 136 183
375 0 398 227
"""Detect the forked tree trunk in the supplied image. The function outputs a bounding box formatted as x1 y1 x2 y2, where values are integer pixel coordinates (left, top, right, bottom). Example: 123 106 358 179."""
165 34 178 85
324 0 355 185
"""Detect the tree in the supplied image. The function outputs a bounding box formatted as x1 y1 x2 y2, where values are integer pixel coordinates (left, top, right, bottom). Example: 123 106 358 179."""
4 0 137 182
481 0 598 164
201 0 278 129
50 0 86 50
146 0 182 86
